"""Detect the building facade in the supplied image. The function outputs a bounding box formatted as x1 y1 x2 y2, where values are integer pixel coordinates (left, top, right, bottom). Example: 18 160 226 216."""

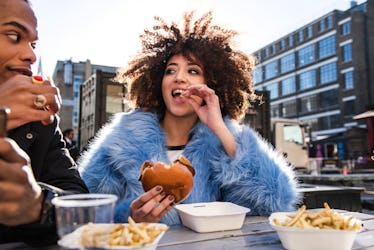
52 59 118 135
79 70 130 149
252 1 373 160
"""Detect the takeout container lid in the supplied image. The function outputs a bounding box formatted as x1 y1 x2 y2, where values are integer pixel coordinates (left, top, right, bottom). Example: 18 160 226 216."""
269 212 361 250
58 223 168 250
175 202 250 233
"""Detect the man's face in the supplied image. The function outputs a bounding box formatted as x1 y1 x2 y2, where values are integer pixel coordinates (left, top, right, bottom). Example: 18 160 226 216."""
0 0 38 84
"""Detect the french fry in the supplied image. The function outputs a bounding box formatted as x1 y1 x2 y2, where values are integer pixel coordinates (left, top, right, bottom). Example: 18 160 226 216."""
273 203 362 231
80 217 168 248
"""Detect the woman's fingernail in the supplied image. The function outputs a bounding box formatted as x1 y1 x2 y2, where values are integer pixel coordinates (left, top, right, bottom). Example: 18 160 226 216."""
160 191 166 197
168 195 175 201
156 186 162 192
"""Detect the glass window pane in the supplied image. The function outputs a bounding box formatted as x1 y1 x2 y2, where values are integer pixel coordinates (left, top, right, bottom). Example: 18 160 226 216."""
341 21 351 35
344 100 355 116
319 35 336 59
320 89 338 108
264 61 278 80
300 95 317 113
283 125 303 144
282 100 297 117
298 45 315 67
281 76 296 95
342 44 352 62
320 62 337 84
299 70 316 90
280 54 295 73
344 71 354 89
266 82 279 99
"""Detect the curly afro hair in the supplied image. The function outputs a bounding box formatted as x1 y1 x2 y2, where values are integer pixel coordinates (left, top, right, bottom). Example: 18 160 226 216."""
117 10 256 121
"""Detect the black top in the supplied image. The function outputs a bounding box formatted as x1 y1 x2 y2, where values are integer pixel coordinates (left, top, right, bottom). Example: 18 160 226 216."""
0 118 88 246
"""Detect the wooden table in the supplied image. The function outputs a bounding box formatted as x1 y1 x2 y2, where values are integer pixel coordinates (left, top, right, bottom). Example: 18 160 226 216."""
2 211 374 249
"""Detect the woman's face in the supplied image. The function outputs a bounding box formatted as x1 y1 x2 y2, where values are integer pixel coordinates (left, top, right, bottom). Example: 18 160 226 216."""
162 54 205 118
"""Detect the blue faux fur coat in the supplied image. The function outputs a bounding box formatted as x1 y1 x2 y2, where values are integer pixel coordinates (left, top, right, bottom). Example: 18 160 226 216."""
79 109 300 225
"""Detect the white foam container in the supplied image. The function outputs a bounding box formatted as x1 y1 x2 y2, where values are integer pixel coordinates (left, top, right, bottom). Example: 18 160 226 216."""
269 212 362 250
174 202 250 233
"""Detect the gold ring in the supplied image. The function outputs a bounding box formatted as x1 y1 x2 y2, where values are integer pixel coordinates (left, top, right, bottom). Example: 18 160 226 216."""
34 94 47 108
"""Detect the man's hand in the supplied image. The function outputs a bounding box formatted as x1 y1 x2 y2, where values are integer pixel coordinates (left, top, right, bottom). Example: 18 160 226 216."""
0 75 61 130
0 138 43 226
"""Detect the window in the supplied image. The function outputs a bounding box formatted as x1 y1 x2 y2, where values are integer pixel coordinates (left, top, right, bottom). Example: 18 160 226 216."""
319 35 336 59
300 95 317 113
264 47 269 58
289 35 293 47
298 44 315 67
303 118 318 131
282 100 297 117
320 89 338 109
264 61 277 79
271 44 276 54
299 30 304 42
281 76 296 95
320 115 340 130
299 70 316 90
257 52 262 62
327 16 333 29
307 26 313 38
344 100 355 116
342 43 352 62
344 71 354 89
280 39 286 51
271 105 280 118
320 62 337 84
280 53 295 73
253 66 263 84
341 21 351 35
319 19 325 32
266 82 279 99
283 124 304 144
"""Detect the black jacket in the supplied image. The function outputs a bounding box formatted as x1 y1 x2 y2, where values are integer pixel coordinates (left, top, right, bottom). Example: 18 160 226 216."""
0 118 89 246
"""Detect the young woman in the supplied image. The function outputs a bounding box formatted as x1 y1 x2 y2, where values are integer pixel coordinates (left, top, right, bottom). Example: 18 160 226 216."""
79 11 300 225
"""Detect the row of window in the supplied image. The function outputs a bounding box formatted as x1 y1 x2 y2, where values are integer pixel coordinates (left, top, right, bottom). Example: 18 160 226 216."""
256 63 354 100
271 95 355 130
254 35 353 83
257 18 351 65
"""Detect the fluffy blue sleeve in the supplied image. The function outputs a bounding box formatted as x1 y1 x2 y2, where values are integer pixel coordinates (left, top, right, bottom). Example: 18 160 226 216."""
209 122 300 215
78 112 147 223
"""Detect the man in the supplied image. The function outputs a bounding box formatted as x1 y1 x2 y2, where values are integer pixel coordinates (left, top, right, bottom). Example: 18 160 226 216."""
63 128 80 161
0 0 88 246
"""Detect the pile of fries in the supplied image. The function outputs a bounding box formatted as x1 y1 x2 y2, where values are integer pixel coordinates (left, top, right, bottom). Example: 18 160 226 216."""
80 217 168 248
273 203 362 231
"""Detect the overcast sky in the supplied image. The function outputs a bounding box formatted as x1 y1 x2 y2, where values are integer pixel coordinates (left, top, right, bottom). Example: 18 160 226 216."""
29 0 366 77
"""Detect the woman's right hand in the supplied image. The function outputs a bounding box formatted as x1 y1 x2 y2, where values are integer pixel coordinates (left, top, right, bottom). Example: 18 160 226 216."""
0 75 61 130
130 186 175 223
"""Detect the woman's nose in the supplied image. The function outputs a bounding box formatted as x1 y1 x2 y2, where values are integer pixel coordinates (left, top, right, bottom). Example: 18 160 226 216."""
174 71 187 83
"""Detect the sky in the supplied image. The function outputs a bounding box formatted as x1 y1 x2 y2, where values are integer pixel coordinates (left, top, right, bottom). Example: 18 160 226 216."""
29 0 366 77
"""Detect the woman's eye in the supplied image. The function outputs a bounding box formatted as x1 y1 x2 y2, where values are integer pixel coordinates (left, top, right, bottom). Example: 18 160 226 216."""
165 68 175 74
189 69 199 75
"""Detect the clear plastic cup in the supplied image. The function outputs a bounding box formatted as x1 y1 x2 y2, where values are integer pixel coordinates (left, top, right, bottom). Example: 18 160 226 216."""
52 193 118 238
